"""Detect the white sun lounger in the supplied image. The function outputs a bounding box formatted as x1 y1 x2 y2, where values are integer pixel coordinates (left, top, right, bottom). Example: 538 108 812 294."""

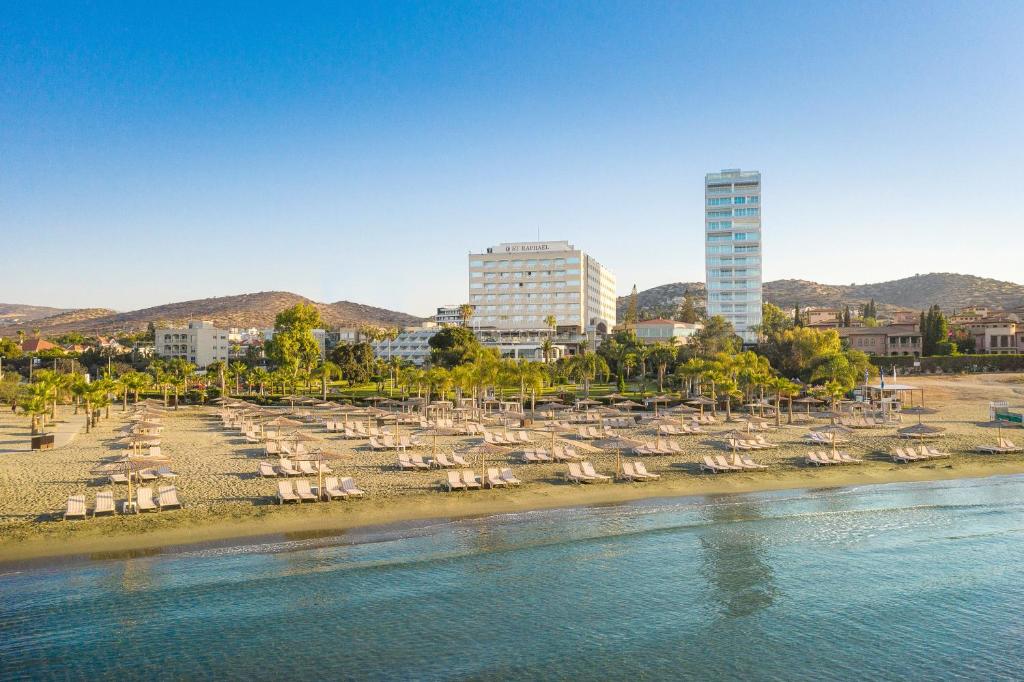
135 487 158 512
340 477 365 497
566 462 594 483
294 480 318 502
634 461 660 480
581 461 611 483
94 490 115 516
64 495 87 520
157 485 182 510
485 468 508 488
322 476 348 500
277 480 300 504
500 468 522 486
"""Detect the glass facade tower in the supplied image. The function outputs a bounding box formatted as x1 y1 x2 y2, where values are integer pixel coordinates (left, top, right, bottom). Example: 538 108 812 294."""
705 169 763 344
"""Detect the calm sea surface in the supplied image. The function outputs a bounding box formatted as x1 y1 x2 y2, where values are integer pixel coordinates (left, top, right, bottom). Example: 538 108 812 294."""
3 476 1024 680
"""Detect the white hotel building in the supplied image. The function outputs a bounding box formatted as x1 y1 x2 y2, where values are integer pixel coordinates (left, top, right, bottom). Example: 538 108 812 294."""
705 169 763 344
468 241 616 334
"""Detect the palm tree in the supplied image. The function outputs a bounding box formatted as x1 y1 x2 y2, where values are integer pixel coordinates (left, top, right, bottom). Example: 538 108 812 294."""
229 361 247 395
314 361 342 401
21 382 49 435
540 337 555 364
459 304 475 327
648 342 676 393
773 377 802 426
247 367 270 396
567 351 609 397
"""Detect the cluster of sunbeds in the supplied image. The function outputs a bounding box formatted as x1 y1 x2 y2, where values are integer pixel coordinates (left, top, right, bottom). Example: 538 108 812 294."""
443 468 521 490
891 446 950 463
565 461 611 483
368 434 424 451
258 458 331 477
658 423 703 435
804 431 849 445
976 438 1023 454
805 450 863 466
835 414 891 429
692 414 717 425
64 490 115 520
700 455 768 473
397 453 439 470
520 446 585 463
276 477 364 502
483 430 532 445
724 436 778 450
633 438 683 455
576 425 613 440
619 462 660 481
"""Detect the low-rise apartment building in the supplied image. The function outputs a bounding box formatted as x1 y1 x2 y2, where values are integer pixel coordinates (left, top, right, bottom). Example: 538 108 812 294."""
838 324 922 357
155 321 230 368
623 319 702 345
966 315 1024 354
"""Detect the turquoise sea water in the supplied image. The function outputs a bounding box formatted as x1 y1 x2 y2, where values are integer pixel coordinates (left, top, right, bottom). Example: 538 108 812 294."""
3 476 1024 680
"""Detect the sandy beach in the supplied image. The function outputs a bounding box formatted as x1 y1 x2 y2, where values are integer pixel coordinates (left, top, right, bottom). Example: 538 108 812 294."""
3 373 1024 564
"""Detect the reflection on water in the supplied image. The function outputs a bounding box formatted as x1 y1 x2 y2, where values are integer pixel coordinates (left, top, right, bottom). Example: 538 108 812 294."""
698 498 776 618
3 476 1024 680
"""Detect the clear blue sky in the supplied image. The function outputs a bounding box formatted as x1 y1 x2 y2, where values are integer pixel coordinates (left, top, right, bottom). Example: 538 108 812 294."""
3 1 1022 316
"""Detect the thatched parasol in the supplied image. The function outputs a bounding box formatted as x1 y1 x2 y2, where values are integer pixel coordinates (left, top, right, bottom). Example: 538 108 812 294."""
898 423 946 439
92 450 171 512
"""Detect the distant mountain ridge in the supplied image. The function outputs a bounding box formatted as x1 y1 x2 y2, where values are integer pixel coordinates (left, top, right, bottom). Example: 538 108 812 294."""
0 303 72 324
0 292 423 336
617 273 1024 320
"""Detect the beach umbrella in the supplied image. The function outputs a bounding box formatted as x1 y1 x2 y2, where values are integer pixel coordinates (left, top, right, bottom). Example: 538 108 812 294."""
263 416 303 428
812 423 854 455
92 450 171 512
794 396 823 416
461 443 506 482
534 421 575 450
614 400 644 411
898 423 946 439
687 396 715 417
901 405 939 425
594 434 642 477
293 447 351 497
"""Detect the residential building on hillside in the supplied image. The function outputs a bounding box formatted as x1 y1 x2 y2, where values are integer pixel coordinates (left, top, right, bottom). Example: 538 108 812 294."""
949 306 990 326
435 305 466 326
155 321 229 368
838 324 922 357
619 319 702 345
705 169 763 344
804 308 842 328
467 241 616 335
20 338 58 353
966 315 1024 354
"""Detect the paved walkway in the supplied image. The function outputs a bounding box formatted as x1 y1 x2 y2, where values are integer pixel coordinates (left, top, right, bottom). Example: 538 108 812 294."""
52 412 87 449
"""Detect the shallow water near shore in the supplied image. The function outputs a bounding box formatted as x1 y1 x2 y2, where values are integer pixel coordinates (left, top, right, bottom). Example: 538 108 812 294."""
3 476 1024 680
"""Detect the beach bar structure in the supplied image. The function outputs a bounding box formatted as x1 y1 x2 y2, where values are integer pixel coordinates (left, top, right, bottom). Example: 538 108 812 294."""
863 382 925 409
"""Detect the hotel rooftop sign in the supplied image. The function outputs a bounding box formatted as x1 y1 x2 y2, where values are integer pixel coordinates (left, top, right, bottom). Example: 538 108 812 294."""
491 241 573 253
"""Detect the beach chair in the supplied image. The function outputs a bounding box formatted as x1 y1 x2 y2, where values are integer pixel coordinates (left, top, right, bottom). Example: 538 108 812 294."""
410 454 431 470
397 454 418 470
805 451 829 466
277 458 301 476
298 460 318 475
277 480 300 504
500 468 522 486
533 448 552 462
515 431 532 444
157 485 182 510
93 490 115 516
632 443 654 456
340 477 365 497
577 427 595 441
368 437 386 451
581 461 611 483
433 453 457 469
891 448 918 463
258 461 278 477
452 454 468 467
294 480 318 502
714 455 742 472
562 447 584 461
1000 438 1023 453
461 470 482 490
135 487 158 513
109 472 129 485
922 445 949 459
265 441 280 456
633 461 660 480
445 471 467 491
137 468 158 482
155 466 177 479
322 477 348 500
521 450 540 463
64 495 87 520
566 462 594 484
701 456 723 473
754 436 778 449
836 451 863 464
738 455 768 470
485 468 508 488
619 462 643 481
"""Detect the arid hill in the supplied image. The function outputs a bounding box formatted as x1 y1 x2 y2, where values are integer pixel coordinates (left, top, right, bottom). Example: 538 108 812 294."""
0 292 422 336
617 273 1024 320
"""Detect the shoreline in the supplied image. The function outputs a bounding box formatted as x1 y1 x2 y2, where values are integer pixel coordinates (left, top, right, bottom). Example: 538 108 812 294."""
4 461 1024 568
